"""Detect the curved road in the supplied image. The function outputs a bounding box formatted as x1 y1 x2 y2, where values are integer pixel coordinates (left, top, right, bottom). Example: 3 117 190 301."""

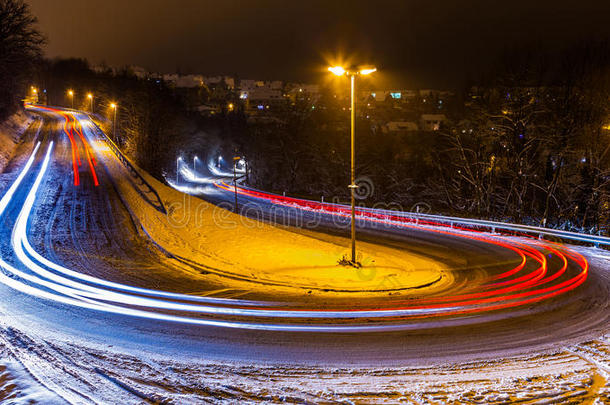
0 107 607 381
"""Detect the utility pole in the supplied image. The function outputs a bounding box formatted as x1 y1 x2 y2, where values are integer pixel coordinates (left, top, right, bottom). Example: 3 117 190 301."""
328 65 376 265
233 156 241 213
349 73 356 263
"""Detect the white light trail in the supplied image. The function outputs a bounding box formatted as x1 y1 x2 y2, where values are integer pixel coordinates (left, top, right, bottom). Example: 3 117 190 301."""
0 110 590 333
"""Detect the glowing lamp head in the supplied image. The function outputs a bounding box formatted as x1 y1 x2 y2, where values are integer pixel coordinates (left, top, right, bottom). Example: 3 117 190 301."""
32 89 37 94
110 103 117 109
328 66 346 76
68 90 73 96
87 93 93 99
359 67 377 75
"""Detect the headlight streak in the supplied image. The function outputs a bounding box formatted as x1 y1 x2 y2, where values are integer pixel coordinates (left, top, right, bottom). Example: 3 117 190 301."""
179 166 215 184
211 182 589 314
29 106 99 187
0 110 590 333
31 106 80 186
0 142 40 216
207 158 244 177
70 114 99 186
207 161 232 177
11 158 458 318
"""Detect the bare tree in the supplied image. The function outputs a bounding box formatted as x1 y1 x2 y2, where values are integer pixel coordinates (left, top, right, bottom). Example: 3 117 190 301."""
0 0 45 119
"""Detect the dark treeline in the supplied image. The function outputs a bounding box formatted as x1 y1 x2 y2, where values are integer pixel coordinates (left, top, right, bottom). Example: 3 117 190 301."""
228 42 610 234
1 0 608 233
0 0 44 120
434 43 610 232
35 58 219 179
21 47 610 235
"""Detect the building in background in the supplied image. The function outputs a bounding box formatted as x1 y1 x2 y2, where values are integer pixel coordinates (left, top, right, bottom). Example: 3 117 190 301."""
420 114 447 131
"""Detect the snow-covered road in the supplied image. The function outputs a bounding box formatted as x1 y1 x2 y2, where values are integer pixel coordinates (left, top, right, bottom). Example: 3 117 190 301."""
0 107 607 403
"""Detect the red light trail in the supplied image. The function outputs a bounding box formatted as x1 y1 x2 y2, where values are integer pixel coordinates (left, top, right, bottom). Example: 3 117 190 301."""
213 181 588 322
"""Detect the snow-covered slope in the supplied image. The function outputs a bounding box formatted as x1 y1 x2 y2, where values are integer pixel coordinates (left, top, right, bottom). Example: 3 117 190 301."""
82 119 448 299
0 111 33 173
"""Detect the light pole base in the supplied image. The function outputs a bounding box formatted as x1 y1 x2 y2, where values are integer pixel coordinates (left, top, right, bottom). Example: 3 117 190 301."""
338 255 362 268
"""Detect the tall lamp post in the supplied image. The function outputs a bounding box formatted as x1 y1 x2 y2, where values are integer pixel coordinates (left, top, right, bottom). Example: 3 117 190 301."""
87 93 94 113
68 90 74 109
110 102 117 140
328 65 376 265
233 156 241 213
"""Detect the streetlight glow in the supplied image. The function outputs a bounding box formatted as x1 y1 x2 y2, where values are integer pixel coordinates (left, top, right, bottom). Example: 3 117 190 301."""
359 68 377 75
110 103 118 140
87 93 94 112
328 66 346 76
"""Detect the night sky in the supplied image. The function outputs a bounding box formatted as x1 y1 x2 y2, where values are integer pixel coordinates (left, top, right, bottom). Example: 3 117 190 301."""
27 0 610 88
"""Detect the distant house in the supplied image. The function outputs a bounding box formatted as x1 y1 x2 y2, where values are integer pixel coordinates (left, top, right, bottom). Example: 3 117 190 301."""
247 87 284 103
420 114 447 131
286 83 320 103
239 79 265 92
175 74 204 88
196 104 221 116
385 121 419 133
368 90 418 102
162 73 179 86
203 76 235 90
127 65 149 79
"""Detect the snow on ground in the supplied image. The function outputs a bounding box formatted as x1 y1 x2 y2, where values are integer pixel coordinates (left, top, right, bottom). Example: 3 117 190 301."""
0 356 63 404
0 111 34 173
87 130 448 298
0 324 608 404
0 113 605 402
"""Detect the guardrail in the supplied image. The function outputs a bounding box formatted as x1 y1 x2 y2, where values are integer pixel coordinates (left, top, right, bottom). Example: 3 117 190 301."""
235 184 610 248
372 207 610 247
85 113 167 215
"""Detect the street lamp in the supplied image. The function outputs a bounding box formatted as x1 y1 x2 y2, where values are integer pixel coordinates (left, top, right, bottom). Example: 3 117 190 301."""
233 156 241 213
68 90 74 109
110 103 117 140
328 65 377 265
87 93 93 113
